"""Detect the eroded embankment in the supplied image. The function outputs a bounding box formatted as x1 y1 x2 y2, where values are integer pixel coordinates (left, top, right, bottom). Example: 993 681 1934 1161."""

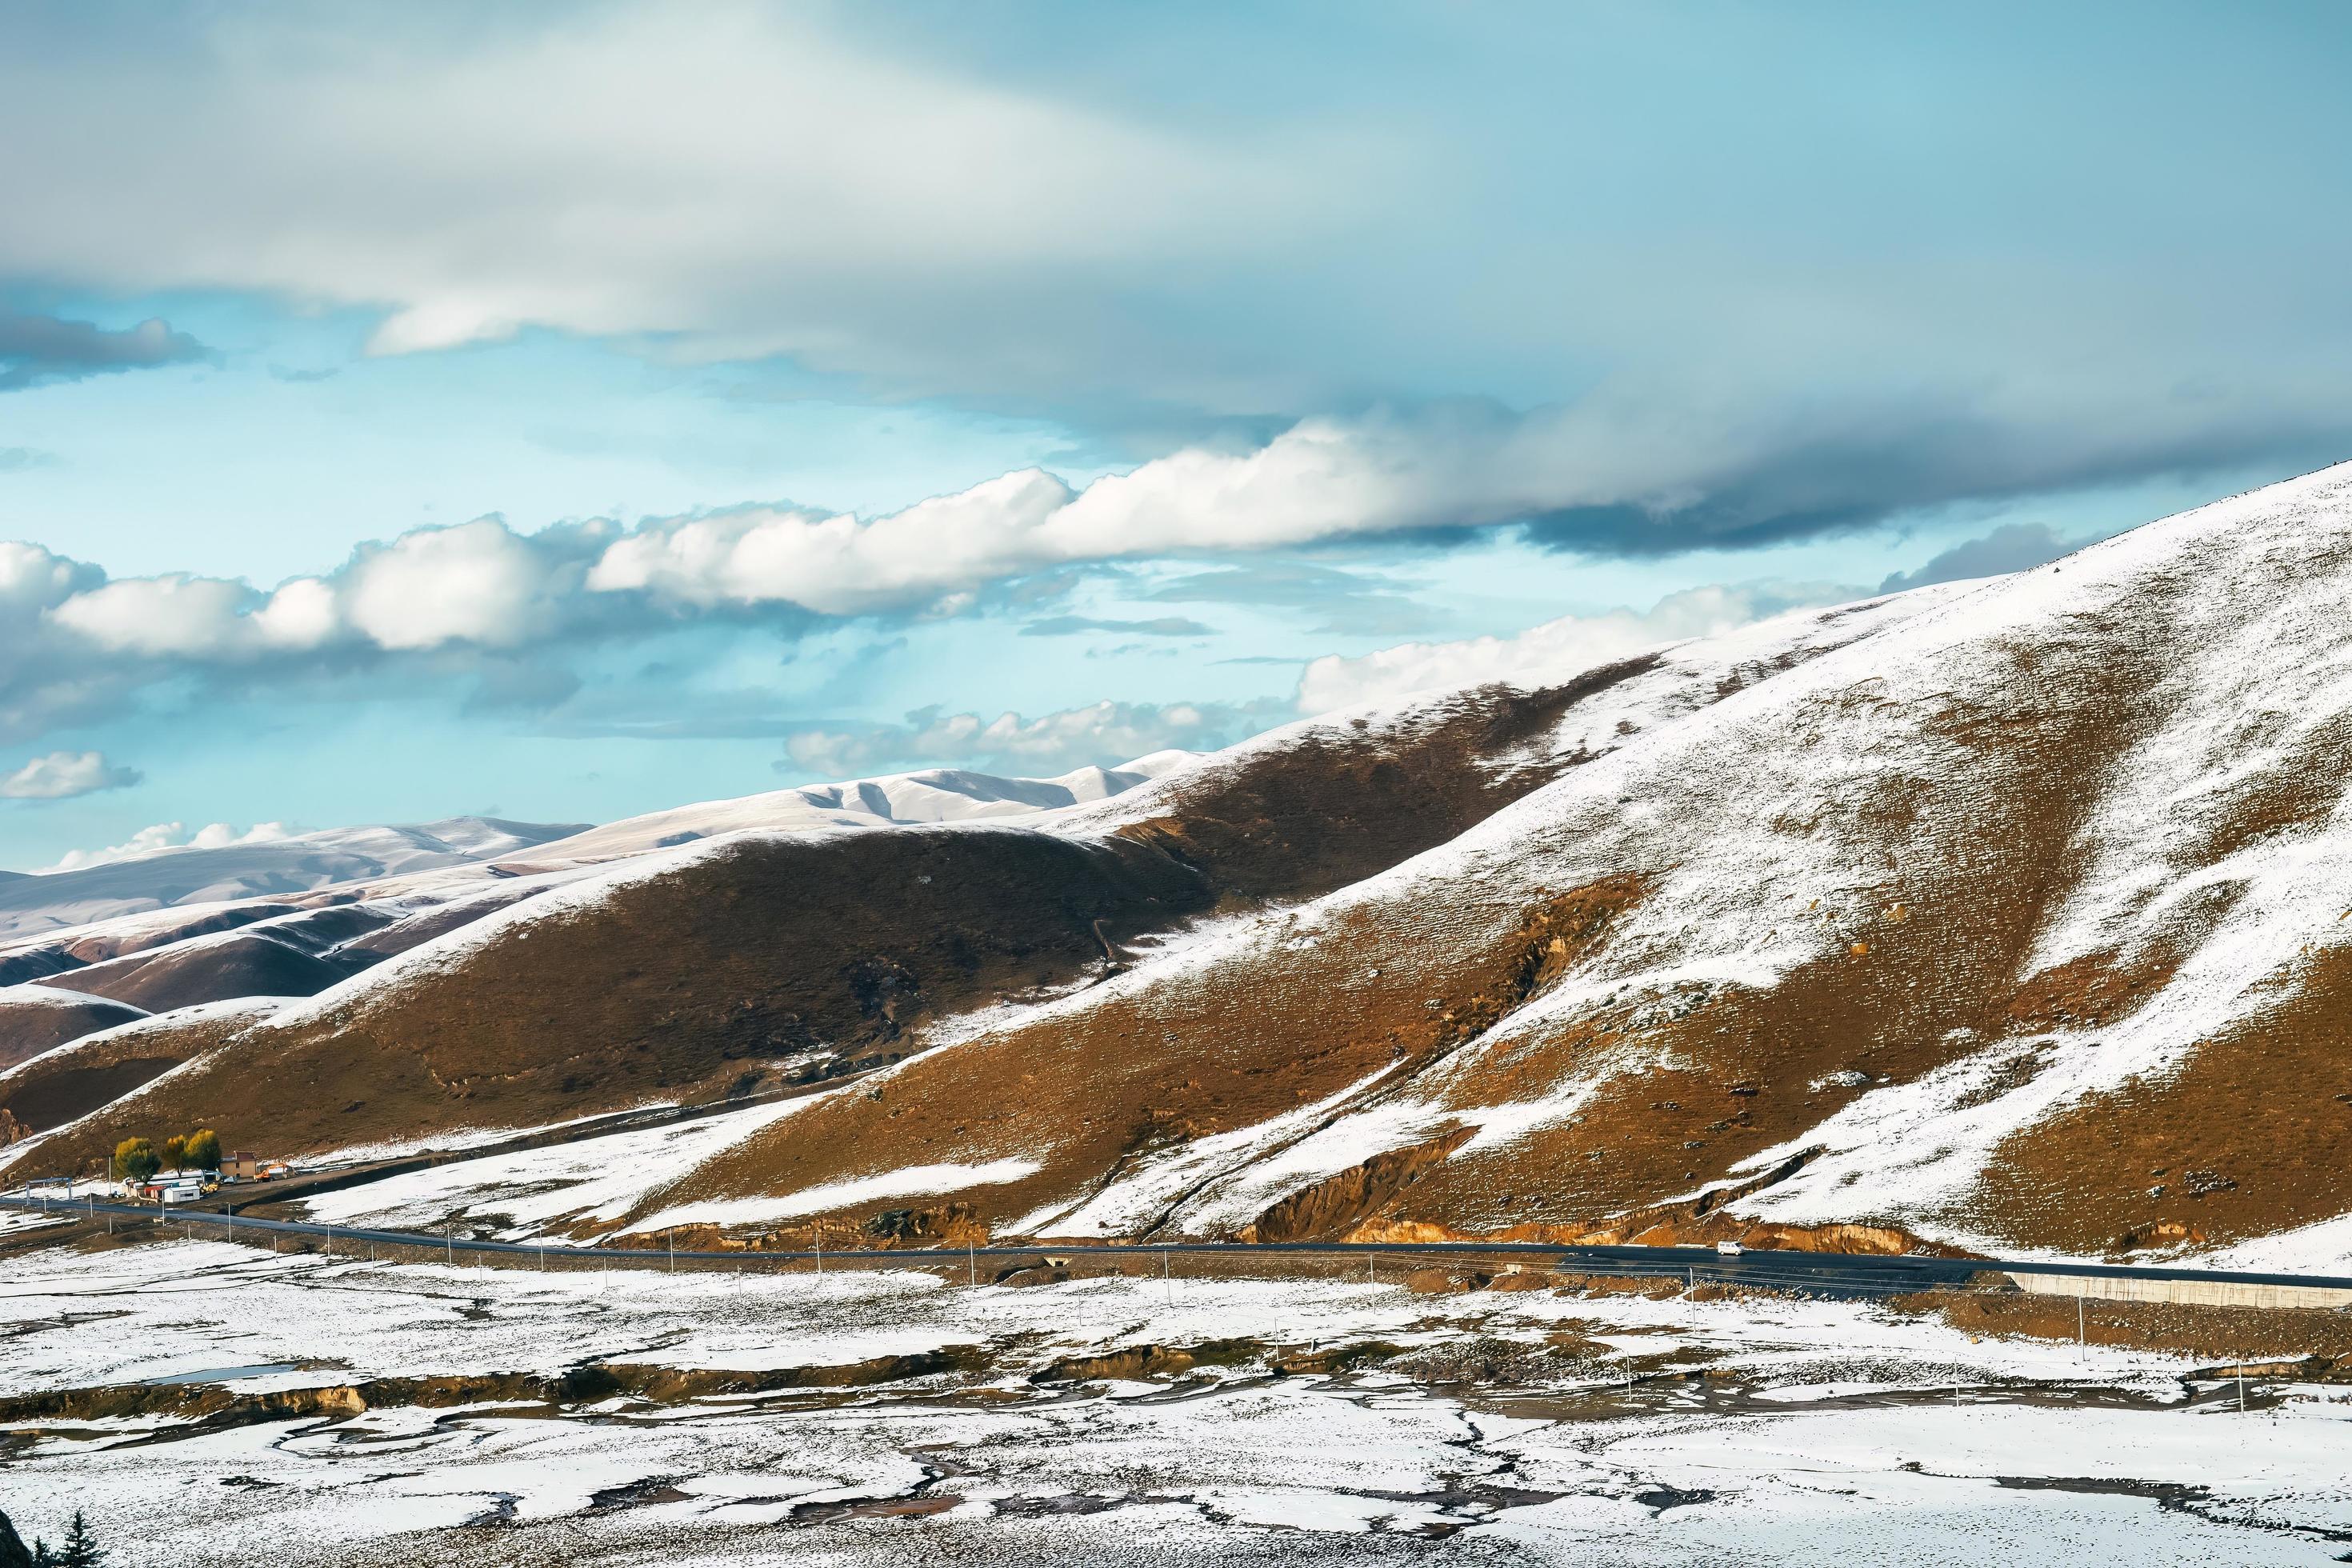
0 1347 999 1433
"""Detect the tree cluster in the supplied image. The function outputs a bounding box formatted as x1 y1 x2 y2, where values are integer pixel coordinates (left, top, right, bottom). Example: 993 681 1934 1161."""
110 1127 222 1182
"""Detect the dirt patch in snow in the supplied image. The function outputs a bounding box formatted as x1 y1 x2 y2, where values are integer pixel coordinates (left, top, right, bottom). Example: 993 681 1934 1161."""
1890 1287 2352 1363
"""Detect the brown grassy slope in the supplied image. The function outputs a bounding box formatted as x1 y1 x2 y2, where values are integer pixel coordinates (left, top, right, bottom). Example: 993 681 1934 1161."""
0 1002 271 1148
47 933 367 1013
1389 644 2172 1236
1982 948 2352 1253
0 661 1698 1179
1108 658 1663 903
638 875 1646 1238
637 627 2175 1243
646 537 2352 1251
0 990 150 1071
5 827 1213 1175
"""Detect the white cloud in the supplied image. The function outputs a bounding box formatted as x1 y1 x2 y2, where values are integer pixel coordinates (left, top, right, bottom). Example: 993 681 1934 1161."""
46 574 254 657
1296 582 1862 712
32 518 616 668
39 820 288 873
28 409 1729 663
0 6 1333 394
342 517 586 650
783 698 1285 779
589 471 1074 617
0 750 142 799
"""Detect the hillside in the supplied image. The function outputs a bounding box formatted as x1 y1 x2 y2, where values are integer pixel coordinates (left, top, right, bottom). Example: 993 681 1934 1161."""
0 582 1943 1178
8 465 2352 1271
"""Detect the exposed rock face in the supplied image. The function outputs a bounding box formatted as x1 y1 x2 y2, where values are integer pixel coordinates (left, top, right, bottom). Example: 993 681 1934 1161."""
1245 1127 1476 1243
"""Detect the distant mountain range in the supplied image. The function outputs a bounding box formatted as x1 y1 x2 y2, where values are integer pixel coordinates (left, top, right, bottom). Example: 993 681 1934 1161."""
0 818 590 942
0 760 1186 1075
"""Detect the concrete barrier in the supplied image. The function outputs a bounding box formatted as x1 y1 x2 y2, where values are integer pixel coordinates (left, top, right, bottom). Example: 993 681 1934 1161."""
2009 1271 2352 1311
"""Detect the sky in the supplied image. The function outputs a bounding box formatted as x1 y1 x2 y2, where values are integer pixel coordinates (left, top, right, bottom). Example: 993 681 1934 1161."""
3 0 2350 871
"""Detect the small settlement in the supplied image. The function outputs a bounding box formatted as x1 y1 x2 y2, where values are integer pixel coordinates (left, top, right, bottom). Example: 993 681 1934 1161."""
129 1151 291 1203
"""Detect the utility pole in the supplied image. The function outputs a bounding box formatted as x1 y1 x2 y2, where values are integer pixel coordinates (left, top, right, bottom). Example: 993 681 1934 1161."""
2077 1294 2085 1346
815 1221 823 1277
668 1230 674 1273
967 1242 976 1287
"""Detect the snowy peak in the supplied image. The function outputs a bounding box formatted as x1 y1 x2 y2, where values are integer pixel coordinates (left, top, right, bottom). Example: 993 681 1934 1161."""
503 755 1193 867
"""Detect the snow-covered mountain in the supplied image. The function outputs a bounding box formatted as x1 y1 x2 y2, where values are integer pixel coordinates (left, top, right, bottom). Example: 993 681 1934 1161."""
10 465 2352 1274
507 755 1194 867
0 818 588 941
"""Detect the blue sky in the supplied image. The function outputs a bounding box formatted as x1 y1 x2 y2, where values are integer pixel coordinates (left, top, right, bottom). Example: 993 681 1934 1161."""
3 1 2349 870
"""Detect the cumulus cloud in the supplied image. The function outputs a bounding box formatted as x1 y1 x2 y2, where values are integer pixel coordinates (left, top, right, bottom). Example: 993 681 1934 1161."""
0 311 207 391
1297 582 1861 712
17 429 2342 748
0 750 142 799
781 698 1287 779
1878 522 2082 593
38 820 288 873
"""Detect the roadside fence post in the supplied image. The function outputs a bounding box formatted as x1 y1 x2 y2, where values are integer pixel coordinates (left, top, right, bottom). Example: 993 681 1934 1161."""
668 1230 675 1274
2077 1293 2085 1347
967 1242 976 1288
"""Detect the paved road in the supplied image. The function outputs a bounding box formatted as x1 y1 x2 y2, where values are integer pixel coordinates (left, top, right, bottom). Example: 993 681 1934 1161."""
10 1194 2350 1298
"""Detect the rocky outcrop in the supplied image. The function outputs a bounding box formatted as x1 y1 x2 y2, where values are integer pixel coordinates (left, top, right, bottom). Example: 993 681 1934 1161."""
1245 1127 1476 1243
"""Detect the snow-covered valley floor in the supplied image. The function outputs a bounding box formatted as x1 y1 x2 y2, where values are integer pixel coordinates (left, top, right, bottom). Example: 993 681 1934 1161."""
3 1238 2349 1566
